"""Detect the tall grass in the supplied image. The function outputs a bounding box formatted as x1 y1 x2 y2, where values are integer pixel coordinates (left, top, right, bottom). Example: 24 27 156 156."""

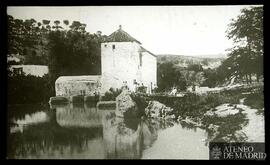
158 91 243 120
244 91 264 110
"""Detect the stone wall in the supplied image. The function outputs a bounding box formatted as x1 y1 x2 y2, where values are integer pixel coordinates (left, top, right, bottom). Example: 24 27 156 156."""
10 65 48 77
101 42 157 94
141 51 157 94
55 76 101 96
101 42 141 94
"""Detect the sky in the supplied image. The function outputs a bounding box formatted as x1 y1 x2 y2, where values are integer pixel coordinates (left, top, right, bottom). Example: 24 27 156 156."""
7 6 261 57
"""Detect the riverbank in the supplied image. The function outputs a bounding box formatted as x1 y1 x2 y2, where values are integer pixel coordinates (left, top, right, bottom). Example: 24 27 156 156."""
143 85 264 143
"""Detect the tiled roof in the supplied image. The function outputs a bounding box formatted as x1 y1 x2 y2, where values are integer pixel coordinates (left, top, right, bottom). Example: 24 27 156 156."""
140 46 156 57
104 25 141 44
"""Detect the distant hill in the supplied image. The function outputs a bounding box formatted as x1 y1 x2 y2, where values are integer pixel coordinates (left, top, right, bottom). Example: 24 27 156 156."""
157 54 225 69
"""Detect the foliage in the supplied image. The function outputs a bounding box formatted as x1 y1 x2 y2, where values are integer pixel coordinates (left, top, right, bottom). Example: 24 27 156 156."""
157 61 187 92
101 88 122 101
7 15 107 95
203 113 248 142
8 74 54 104
187 64 203 72
221 6 263 83
181 70 205 87
202 68 227 87
157 60 214 92
7 15 49 65
47 20 107 87
244 90 264 110
130 93 149 116
136 85 147 93
156 90 244 120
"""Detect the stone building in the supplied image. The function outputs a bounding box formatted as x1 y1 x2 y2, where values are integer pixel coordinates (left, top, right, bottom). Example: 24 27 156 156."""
100 25 157 94
55 76 101 96
55 26 157 96
9 65 49 77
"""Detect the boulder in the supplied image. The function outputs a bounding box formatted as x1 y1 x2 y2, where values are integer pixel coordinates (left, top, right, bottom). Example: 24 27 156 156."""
141 119 158 148
145 101 174 119
49 96 69 104
205 104 240 117
115 90 139 118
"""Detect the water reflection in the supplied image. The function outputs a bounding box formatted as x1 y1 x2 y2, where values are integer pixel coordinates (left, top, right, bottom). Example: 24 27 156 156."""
56 103 102 128
103 115 142 159
8 103 158 159
7 103 209 159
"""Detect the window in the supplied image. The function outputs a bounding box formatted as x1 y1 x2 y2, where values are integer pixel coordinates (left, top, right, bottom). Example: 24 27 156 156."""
104 44 107 47
13 67 23 75
139 53 142 66
112 45 115 50
80 90 86 96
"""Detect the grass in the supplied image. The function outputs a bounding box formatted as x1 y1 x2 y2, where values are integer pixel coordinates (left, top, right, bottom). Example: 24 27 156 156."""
202 113 249 142
151 86 263 142
244 91 264 110
164 91 244 120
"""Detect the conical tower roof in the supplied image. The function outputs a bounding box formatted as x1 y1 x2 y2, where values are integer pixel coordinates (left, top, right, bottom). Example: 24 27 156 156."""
105 25 141 44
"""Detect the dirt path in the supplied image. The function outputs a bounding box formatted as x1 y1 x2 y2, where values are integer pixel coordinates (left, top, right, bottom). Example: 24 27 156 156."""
236 98 265 142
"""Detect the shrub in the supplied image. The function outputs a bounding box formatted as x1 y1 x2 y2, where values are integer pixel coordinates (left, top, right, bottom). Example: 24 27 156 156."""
130 93 149 117
159 90 245 120
101 88 122 101
244 91 264 110
136 85 147 93
8 74 54 104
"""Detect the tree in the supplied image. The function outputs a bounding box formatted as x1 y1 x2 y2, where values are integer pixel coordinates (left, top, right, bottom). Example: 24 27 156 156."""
8 15 107 93
63 20 69 26
63 20 69 30
187 64 203 72
225 6 263 83
180 70 205 89
7 16 42 62
47 20 106 92
7 15 23 54
52 20 63 31
157 62 187 92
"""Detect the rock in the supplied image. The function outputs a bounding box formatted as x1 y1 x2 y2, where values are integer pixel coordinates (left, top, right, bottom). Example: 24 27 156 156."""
205 104 240 117
208 124 219 132
234 131 248 141
182 117 202 127
141 119 158 148
115 90 138 118
49 96 69 104
204 110 215 116
145 101 174 119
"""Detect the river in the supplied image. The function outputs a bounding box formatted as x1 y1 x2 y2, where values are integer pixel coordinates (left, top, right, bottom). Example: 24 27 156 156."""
7 103 209 159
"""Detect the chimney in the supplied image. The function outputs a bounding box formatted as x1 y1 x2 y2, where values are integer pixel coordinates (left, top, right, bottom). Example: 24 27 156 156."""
119 25 122 30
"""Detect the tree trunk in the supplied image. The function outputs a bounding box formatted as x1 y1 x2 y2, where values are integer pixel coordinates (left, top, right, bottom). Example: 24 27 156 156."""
245 74 249 84
248 74 252 84
256 73 260 82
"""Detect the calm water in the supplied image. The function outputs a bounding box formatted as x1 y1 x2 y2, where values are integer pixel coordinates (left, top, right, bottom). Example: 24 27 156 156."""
7 103 209 159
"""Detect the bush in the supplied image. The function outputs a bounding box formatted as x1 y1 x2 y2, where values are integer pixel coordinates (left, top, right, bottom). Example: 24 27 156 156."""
160 91 244 120
136 85 147 93
8 74 54 104
244 91 264 110
203 113 248 142
101 88 122 101
130 93 149 117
